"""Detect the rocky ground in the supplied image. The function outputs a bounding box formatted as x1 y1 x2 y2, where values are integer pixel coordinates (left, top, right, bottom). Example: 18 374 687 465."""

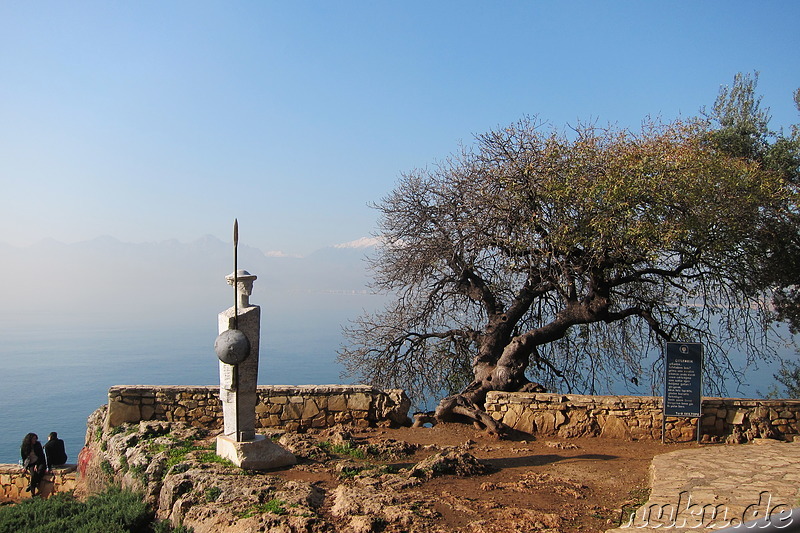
81 407 698 532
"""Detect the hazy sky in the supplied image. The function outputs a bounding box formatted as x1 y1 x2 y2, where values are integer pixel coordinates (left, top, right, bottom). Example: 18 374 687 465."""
2 2 798 256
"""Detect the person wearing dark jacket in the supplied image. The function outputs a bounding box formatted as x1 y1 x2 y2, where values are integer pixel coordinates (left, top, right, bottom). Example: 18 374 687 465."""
20 433 48 496
43 432 67 466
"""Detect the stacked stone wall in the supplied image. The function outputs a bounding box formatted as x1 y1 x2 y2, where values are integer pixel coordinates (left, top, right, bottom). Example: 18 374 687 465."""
105 385 410 432
485 392 800 442
0 465 77 502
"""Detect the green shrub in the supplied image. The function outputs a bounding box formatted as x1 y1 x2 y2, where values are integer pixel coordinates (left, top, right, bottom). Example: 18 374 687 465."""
336 463 395 479
264 498 288 515
170 463 190 475
204 486 222 502
130 464 148 485
378 464 399 475
150 438 207 474
240 498 287 517
0 487 192 532
100 460 115 478
318 441 367 459
196 451 236 468
338 465 363 479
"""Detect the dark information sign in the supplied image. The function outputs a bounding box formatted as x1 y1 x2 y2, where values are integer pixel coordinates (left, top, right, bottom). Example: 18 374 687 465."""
664 342 702 417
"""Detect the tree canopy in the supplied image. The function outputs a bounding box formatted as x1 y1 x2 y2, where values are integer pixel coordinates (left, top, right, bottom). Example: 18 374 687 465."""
339 76 800 429
702 72 800 335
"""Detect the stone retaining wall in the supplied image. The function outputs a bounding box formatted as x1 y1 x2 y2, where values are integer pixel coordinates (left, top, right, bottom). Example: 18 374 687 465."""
106 385 410 432
0 465 77 502
485 392 800 442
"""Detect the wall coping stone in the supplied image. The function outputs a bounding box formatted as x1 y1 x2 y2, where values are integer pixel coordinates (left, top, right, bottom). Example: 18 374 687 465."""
110 384 383 394
485 391 800 405
0 464 77 474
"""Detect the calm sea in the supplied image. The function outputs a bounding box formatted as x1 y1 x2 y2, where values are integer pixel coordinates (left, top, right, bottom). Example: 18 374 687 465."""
0 306 356 465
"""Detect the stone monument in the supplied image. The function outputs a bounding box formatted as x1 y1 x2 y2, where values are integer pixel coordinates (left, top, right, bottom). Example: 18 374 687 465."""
217 269 260 441
214 220 295 469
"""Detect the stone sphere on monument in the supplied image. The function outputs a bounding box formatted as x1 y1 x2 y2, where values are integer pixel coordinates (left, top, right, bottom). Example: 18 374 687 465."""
214 328 251 365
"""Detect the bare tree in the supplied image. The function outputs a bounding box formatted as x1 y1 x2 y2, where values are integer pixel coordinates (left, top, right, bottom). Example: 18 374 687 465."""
339 116 796 434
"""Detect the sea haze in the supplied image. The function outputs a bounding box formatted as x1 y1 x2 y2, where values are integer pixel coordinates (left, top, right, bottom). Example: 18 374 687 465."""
0 236 386 463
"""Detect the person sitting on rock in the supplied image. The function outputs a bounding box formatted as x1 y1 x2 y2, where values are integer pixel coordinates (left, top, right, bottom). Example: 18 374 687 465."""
20 433 47 496
43 431 68 467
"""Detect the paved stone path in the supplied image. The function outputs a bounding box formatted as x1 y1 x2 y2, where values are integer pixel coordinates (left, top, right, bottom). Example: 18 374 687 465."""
607 439 800 532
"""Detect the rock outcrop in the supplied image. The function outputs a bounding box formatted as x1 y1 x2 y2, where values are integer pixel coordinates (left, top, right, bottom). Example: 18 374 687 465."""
81 408 493 532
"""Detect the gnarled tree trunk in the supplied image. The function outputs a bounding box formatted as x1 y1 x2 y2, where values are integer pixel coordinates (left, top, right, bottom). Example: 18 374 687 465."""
430 303 610 435
431 325 547 435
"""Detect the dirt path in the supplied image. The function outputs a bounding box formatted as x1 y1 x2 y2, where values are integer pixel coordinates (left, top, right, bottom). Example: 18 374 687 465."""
283 423 697 532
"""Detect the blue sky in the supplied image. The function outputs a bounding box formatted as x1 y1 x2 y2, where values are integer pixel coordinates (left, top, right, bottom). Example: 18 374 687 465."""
1 2 798 256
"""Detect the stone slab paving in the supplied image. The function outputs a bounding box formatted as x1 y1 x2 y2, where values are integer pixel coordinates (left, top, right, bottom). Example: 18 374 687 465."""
607 439 800 532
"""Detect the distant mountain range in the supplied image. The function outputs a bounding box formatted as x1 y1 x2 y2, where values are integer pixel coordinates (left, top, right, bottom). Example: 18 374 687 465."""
0 236 386 328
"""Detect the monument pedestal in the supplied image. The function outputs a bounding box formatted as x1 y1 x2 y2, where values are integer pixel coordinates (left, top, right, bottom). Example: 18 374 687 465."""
216 434 296 470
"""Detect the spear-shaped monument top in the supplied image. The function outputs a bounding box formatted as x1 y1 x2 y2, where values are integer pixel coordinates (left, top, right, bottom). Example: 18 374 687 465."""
214 219 250 366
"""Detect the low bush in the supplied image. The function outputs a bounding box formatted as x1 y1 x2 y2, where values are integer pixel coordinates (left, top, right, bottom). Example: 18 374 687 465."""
0 487 191 532
317 441 367 459
239 498 287 518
